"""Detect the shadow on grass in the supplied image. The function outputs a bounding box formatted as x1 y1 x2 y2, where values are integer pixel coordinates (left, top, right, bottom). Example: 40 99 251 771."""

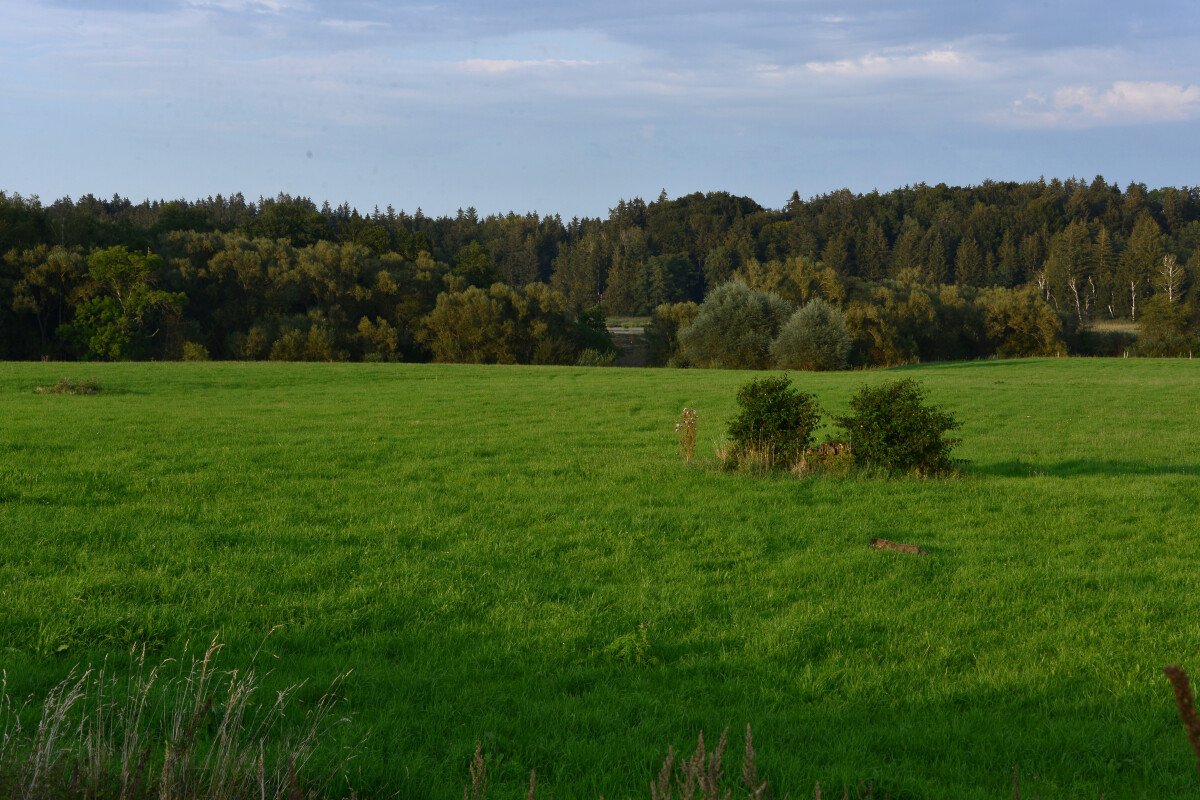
973 459 1200 478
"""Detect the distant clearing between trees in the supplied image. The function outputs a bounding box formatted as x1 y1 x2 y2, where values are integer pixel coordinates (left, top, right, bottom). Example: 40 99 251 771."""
1 359 1198 798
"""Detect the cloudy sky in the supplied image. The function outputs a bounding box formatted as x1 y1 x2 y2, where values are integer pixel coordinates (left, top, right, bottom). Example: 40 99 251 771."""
2 1 1198 216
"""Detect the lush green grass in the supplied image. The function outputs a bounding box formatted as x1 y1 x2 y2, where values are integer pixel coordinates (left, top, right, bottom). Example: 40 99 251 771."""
2 359 1199 798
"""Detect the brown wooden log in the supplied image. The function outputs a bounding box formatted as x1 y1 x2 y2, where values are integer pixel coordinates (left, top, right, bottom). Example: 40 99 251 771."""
869 537 928 556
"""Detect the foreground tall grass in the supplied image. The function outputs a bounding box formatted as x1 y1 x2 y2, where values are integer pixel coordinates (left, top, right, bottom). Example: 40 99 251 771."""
0 642 350 800
2 359 1200 798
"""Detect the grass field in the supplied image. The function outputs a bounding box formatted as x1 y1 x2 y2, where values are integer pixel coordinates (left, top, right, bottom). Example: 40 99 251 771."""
2 359 1199 798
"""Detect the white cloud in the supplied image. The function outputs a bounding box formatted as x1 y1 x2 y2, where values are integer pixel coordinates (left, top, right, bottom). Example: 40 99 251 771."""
1010 81 1200 127
318 18 389 33
185 0 296 12
802 48 971 77
456 58 599 75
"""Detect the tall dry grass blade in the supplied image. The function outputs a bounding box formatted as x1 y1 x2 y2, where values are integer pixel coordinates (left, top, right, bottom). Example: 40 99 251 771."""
704 727 728 800
741 724 767 800
650 744 675 800
0 638 352 800
464 741 486 800
526 768 537 800
1164 665 1200 773
23 668 91 795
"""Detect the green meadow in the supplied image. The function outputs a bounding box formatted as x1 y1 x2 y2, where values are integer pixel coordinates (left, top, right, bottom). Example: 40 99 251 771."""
1 359 1199 798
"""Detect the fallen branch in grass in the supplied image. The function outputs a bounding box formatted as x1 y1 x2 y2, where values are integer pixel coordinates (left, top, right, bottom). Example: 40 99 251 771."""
1164 665 1200 774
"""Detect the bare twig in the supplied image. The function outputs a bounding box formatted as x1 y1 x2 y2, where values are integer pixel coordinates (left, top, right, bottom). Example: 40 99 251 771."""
1164 665 1200 774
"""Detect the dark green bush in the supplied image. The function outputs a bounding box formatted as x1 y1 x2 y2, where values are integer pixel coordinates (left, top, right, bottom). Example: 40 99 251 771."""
678 281 793 369
770 297 851 370
726 375 820 468
836 379 960 475
1135 296 1198 357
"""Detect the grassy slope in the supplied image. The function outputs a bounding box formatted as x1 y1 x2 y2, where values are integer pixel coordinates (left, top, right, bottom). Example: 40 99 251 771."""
1 359 1199 799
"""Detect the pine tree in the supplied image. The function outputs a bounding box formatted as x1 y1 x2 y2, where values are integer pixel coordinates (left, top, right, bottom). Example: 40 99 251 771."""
859 220 890 281
953 236 984 286
997 232 1020 286
1093 225 1118 317
1045 220 1094 322
1120 212 1163 319
924 229 948 284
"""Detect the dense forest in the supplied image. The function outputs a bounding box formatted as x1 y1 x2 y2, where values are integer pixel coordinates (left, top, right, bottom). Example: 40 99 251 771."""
2 177 1197 366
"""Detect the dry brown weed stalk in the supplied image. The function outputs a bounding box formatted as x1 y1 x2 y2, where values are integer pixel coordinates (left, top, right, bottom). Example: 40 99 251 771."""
676 408 698 464
0 639 352 800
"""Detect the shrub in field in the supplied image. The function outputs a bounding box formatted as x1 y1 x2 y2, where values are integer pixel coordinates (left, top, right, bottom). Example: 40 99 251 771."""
835 379 960 475
770 298 851 370
1135 296 1198 357
725 375 820 469
181 340 210 361
576 347 616 367
978 285 1065 357
678 282 792 369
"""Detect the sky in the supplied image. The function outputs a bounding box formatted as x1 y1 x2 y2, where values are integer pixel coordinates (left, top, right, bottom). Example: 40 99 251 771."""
1 0 1199 218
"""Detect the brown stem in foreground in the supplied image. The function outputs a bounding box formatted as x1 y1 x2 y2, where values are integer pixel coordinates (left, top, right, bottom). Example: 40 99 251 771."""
1164 665 1200 774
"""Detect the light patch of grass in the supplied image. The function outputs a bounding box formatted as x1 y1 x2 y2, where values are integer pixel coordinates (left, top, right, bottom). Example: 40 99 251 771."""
1089 319 1141 334
33 377 101 395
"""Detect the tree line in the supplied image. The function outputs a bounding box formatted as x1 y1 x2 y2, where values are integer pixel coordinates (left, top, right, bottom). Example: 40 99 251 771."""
1 176 1197 364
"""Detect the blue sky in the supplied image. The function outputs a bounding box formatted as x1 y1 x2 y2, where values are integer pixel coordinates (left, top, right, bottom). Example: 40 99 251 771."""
2 1 1198 217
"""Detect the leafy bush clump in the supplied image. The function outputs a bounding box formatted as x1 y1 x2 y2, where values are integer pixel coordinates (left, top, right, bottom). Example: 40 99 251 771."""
181 340 210 361
678 281 793 369
836 378 960 475
770 298 851 370
1135 296 1198 357
34 377 101 395
576 347 617 367
725 375 820 469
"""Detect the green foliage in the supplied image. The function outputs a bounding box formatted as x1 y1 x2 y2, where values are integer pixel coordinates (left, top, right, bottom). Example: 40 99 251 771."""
726 375 820 466
1136 296 1198 356
7 245 86 356
576 348 616 367
453 241 497 288
181 341 210 361
572 305 615 356
835 379 960 475
770 298 851 370
5 181 1200 365
422 282 578 364
57 246 185 361
644 301 699 366
599 623 657 666
268 322 346 362
678 281 793 369
356 316 401 362
978 286 1066 357
242 194 325 246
